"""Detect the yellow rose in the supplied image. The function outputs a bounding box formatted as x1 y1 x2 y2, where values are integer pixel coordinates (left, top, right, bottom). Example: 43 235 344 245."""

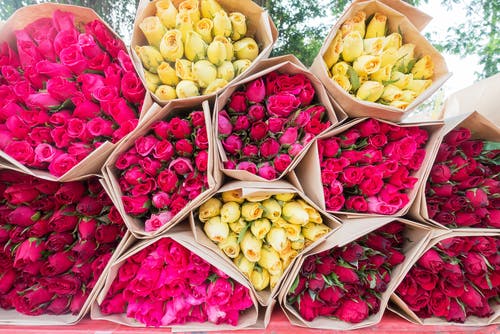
200 0 223 19
340 11 366 37
380 47 399 68
229 217 247 234
290 235 305 250
198 197 222 222
258 245 282 276
262 198 282 222
273 217 288 228
274 193 295 202
279 247 298 269
241 231 262 262
175 58 195 80
233 59 251 76
222 189 244 203
266 227 287 252
406 79 432 95
195 18 214 44
302 222 330 241
234 254 255 279
139 16 166 49
323 32 343 69
157 62 179 86
370 64 392 82
395 43 416 72
381 84 403 102
193 60 217 88
296 199 322 224
230 12 247 41
175 80 200 98
401 89 417 102
250 267 270 291
390 71 413 89
356 80 384 102
156 0 178 29
159 29 184 62
220 201 241 224
250 218 271 239
176 11 194 42
245 194 271 202
217 61 235 81
207 39 227 66
383 32 402 50
204 216 229 243
390 100 411 110
218 232 240 258
332 74 351 92
365 12 387 38
331 61 349 77
178 0 200 24
233 37 259 61
241 202 263 221
270 270 283 290
214 36 234 60
282 222 302 241
341 31 363 63
282 201 309 225
135 45 163 73
155 85 177 100
143 70 161 92
184 31 208 62
353 55 381 76
213 10 232 37
203 79 228 95
411 55 434 79
363 37 384 55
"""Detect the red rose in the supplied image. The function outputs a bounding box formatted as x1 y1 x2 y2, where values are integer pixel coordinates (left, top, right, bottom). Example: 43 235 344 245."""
47 296 70 315
46 232 74 252
305 118 330 136
429 164 451 183
444 127 471 146
122 195 149 216
227 91 247 114
7 206 38 227
334 298 369 323
357 119 380 137
260 138 280 159
274 154 292 173
248 104 265 121
455 212 480 227
339 243 364 263
157 169 179 193
339 166 364 187
13 239 46 269
405 289 430 312
319 285 344 305
268 117 287 133
412 267 438 291
459 140 483 157
429 290 450 317
249 121 268 141
295 291 321 321
267 92 300 117
121 71 145 104
4 184 40 205
42 274 81 295
100 292 126 315
0 270 16 294
417 249 444 273
445 298 467 323
245 77 265 103
169 157 194 175
195 151 208 172
465 188 489 208
96 224 121 243
14 287 54 316
333 265 359 284
233 115 250 132
463 252 487 276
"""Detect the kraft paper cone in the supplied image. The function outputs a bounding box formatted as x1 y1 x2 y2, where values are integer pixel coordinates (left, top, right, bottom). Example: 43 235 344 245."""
390 230 500 326
0 3 153 183
279 217 434 330
132 0 278 107
91 223 260 331
295 117 443 218
310 0 451 123
214 55 341 182
190 180 342 306
408 111 500 231
102 100 221 239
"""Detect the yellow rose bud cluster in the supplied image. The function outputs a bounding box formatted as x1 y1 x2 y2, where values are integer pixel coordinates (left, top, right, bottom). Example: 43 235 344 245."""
323 11 434 109
198 191 331 291
137 0 259 100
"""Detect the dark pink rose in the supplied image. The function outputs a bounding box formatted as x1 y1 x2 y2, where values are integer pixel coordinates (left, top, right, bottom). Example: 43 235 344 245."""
135 135 159 156
258 163 277 180
157 169 179 193
267 93 300 117
260 138 280 158
168 118 192 139
46 232 74 252
367 196 399 215
48 205 79 232
169 157 194 175
77 195 104 216
153 140 174 160
78 218 97 240
288 143 303 157
227 91 247 114
357 118 381 137
249 121 268 141
326 194 345 211
217 110 232 136
233 115 250 132
236 161 257 174
48 153 78 177
241 144 259 158
320 138 340 158
195 151 208 172
275 73 306 95
334 298 369 323
268 117 287 133
13 238 46 269
194 127 209 150
465 188 489 208
121 71 145 104
430 164 451 183
4 183 39 205
222 134 243 155
59 45 88 74
455 212 480 227
444 127 471 146
279 127 298 146
417 249 444 273
7 206 37 227
46 76 79 101
96 224 122 243
175 138 194 156
339 129 361 148
107 98 137 125
122 195 149 216
248 104 265 121
245 77 265 103
87 117 114 137
55 181 85 204
345 196 368 212
274 153 292 173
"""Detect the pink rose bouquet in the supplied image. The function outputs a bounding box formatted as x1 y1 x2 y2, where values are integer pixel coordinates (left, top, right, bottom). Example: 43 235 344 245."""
0 169 126 316
0 9 145 177
100 237 254 327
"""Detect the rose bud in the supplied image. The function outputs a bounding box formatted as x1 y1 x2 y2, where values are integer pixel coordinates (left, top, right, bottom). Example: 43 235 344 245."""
159 29 184 62
279 127 299 146
193 60 216 88
363 37 384 56
220 201 241 224
175 80 199 98
176 11 194 42
258 164 277 180
222 189 245 204
282 201 309 225
139 16 165 49
371 64 392 83
241 144 259 157
234 37 259 61
302 222 330 241
198 198 222 222
175 59 195 81
143 70 161 92
245 77 266 103
280 247 299 269
229 12 247 41
156 0 177 28
250 218 271 240
241 202 264 221
217 61 234 81
430 164 451 183
203 78 228 94
262 198 282 221
185 31 208 63
222 134 243 155
356 80 384 102
258 245 283 276
407 79 432 95
204 216 229 243
353 55 381 76
465 188 489 208
341 11 366 36
240 231 262 262
218 232 240 258
233 253 255 279
233 59 252 76
250 267 270 291
195 18 214 43
249 121 268 141
207 39 227 66
157 62 179 86
341 31 363 62
390 71 412 90
274 193 295 202
228 218 246 234
7 206 38 227
281 221 302 241
213 10 231 37
411 55 434 80
297 199 322 224
365 12 387 38
324 32 343 68
266 227 288 252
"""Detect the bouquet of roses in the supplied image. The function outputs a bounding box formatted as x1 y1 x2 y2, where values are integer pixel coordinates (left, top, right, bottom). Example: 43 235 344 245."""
97 234 257 328
425 125 499 228
105 102 216 237
0 7 146 178
0 169 126 321
313 118 440 216
217 63 338 181
133 0 276 102
286 221 406 324
395 235 500 324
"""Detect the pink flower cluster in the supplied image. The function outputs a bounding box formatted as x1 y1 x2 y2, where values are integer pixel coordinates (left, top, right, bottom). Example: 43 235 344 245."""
426 127 500 228
318 118 428 214
0 10 145 177
116 110 209 232
218 71 332 180
0 169 125 316
287 222 406 323
397 236 500 322
101 237 254 327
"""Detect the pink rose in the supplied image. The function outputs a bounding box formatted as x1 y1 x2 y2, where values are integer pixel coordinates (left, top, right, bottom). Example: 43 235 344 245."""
194 127 209 150
367 196 399 215
274 153 292 173
4 140 34 164
122 195 150 216
260 138 280 159
169 157 194 175
288 143 303 157
107 98 137 125
241 144 259 158
326 194 345 211
245 77 265 103
236 161 257 174
7 206 37 227
48 153 78 177
78 218 97 240
249 121 268 141
195 151 208 172
3 183 39 205
121 71 145 104
222 134 243 155
46 76 79 101
258 163 277 180
169 118 192 139
87 117 114 137
189 110 205 127
227 91 247 114
430 164 451 183
248 104 265 121
78 73 105 99
13 239 46 269
153 140 174 160
334 298 369 323
279 127 298 146
59 45 88 74
135 135 159 156
267 92 300 117
357 118 381 137
345 196 368 212
175 138 194 156
267 117 287 133
233 115 250 132
157 169 179 193
465 188 489 208
217 110 233 137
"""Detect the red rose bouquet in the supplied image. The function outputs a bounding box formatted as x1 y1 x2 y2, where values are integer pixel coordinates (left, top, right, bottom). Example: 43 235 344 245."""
425 124 499 228
96 234 257 328
395 235 500 324
0 169 126 320
0 7 146 178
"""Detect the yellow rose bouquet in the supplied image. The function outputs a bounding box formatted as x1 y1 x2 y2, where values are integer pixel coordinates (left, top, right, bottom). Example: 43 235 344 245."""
132 0 276 104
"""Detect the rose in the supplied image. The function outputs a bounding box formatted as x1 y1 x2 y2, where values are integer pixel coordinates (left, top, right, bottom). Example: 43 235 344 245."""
444 127 471 146
295 290 320 321
257 164 277 180
121 71 145 104
7 206 38 227
227 91 247 113
222 135 242 155
245 78 265 103
334 298 369 323
248 104 265 121
122 195 149 216
279 127 298 146
260 138 280 159
464 188 489 208
249 121 268 141
267 117 287 133
13 239 46 269
266 93 301 117
462 252 487 276
274 154 292 173
218 111 233 136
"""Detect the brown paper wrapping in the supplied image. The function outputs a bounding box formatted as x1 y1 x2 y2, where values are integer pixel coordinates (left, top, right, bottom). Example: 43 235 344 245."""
102 100 221 239
131 0 278 107
295 117 443 218
91 223 261 331
0 3 153 183
214 55 342 182
278 217 435 330
409 111 500 231
190 179 342 306
390 230 500 326
310 0 451 123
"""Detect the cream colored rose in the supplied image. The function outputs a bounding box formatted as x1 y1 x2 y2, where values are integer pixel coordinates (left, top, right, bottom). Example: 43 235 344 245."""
323 32 343 69
363 37 384 55
270 270 283 290
234 253 255 279
195 18 214 44
356 80 384 102
250 267 270 291
218 232 240 258
199 197 222 222
406 79 432 95
233 59 252 76
175 59 195 80
176 11 194 42
395 43 416 72
234 37 259 61
383 32 402 50
262 198 282 222
240 231 262 262
282 201 309 225
341 31 363 62
155 85 177 100
241 202 264 221
193 60 217 88
203 78 228 94
156 0 178 29
178 0 200 24
411 55 434 79
296 199 322 224
160 29 184 62
370 64 392 82
213 10 232 37
139 16 165 49
400 89 417 103
333 74 351 92
220 201 241 224
157 62 179 86
302 222 330 241
331 61 349 77
230 12 247 41
184 31 208 62
380 47 399 68
250 218 271 239
281 222 302 241
229 217 247 234
135 45 163 73
353 55 381 76
340 11 366 37
390 71 413 89
258 245 282 276
381 84 403 102
175 80 200 98
365 12 387 38
266 227 287 252
204 216 229 243
200 0 223 19
217 61 235 81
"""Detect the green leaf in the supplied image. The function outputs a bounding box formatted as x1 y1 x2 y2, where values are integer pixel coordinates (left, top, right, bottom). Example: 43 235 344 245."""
382 78 400 85
347 66 360 92
406 58 417 73
289 276 300 294
31 211 41 222
237 222 251 244
483 141 500 152
397 25 403 37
